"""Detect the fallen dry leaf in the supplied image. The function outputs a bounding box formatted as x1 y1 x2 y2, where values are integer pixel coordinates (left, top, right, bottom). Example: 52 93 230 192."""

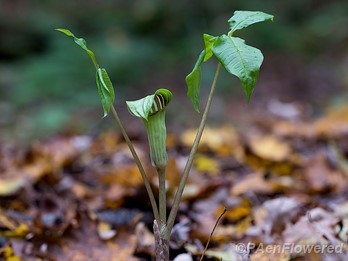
135 222 155 256
181 126 241 156
231 173 273 196
0 243 22 261
194 154 220 175
249 135 291 162
252 197 303 240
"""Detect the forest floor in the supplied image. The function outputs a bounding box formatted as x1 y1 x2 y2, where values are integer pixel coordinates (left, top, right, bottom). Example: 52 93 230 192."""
1 102 348 261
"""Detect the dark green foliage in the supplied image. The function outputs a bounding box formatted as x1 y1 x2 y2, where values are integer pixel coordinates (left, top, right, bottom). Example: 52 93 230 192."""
186 11 273 112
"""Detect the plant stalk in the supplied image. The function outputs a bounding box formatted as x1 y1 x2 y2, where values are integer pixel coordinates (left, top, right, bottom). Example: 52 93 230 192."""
110 105 160 222
166 62 222 237
158 167 167 226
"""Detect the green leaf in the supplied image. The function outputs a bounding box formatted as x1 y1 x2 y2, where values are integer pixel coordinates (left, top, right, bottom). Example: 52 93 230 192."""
57 28 116 117
212 35 263 101
126 89 172 120
56 28 74 37
228 11 274 34
96 68 115 117
185 50 205 113
56 28 98 69
203 34 217 62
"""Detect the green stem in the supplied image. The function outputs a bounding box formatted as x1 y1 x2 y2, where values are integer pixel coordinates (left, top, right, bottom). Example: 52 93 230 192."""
166 62 222 237
110 105 160 222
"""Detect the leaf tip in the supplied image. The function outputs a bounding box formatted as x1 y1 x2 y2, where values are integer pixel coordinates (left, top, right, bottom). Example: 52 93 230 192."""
55 28 74 37
194 105 200 114
245 90 254 104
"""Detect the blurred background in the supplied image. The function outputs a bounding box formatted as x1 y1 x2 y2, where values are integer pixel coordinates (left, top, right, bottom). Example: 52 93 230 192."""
1 0 348 143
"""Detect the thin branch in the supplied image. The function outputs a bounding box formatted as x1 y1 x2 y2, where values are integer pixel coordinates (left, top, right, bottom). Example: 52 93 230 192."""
166 62 222 236
110 105 160 221
200 207 227 261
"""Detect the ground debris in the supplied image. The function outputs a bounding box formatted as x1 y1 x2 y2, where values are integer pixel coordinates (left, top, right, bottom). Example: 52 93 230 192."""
1 105 348 260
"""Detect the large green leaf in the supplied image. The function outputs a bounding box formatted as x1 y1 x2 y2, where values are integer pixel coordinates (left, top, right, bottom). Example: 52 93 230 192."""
185 50 205 113
96 68 115 117
126 89 172 120
212 35 263 101
56 28 98 69
228 11 274 34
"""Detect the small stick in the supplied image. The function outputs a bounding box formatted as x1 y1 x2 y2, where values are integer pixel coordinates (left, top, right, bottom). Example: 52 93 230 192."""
199 207 227 261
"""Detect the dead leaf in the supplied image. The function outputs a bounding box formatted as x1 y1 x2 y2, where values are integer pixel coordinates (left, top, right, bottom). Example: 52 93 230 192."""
135 222 155 256
0 243 22 261
249 135 291 162
99 165 143 187
283 208 347 259
231 173 272 196
194 154 220 175
181 126 241 156
216 200 250 222
173 253 193 261
204 243 249 261
97 222 117 240
303 153 335 193
170 218 191 250
0 177 25 196
252 197 302 239
283 208 341 246
0 211 29 238
250 245 290 261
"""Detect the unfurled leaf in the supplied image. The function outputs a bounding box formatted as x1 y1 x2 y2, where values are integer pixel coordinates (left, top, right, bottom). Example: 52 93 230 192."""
185 50 205 113
96 68 115 117
126 89 172 120
228 10 274 34
212 35 263 101
186 11 273 111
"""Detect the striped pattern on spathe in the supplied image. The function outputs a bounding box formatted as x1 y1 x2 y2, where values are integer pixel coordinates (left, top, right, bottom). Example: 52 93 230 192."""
150 94 169 115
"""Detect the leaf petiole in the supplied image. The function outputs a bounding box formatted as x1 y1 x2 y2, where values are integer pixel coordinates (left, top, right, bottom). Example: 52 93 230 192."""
166 62 222 236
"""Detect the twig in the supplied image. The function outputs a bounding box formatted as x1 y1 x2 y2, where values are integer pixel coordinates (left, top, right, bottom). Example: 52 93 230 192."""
200 207 227 261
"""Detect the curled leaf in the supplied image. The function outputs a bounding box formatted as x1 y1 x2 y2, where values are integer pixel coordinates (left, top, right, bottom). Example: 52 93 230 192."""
203 34 217 62
96 68 115 117
126 89 172 120
185 50 205 113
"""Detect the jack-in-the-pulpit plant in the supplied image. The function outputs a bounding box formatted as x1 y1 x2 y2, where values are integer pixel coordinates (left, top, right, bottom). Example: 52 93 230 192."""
127 88 173 238
57 10 273 261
